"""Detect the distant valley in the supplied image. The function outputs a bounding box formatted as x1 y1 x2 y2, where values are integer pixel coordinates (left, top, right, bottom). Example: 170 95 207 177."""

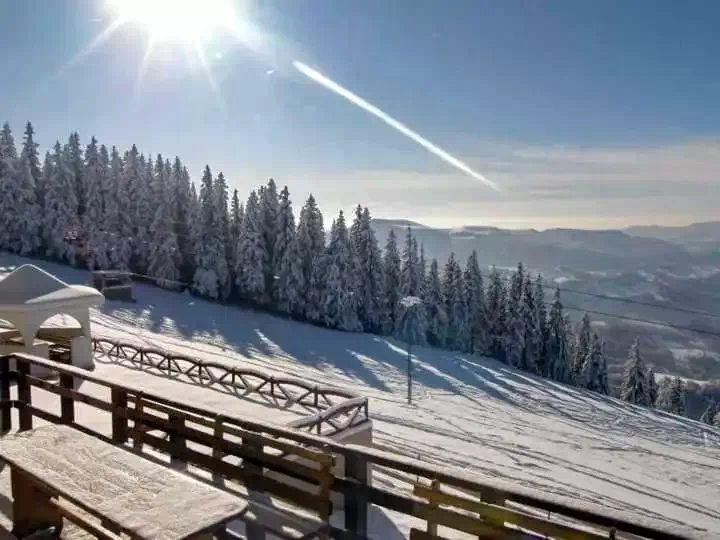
371 219 720 385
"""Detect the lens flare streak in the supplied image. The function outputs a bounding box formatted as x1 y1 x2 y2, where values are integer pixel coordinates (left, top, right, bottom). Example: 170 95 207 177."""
292 61 499 191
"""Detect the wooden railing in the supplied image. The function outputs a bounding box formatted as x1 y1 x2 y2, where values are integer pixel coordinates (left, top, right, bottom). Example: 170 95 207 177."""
0 352 704 540
91 337 370 437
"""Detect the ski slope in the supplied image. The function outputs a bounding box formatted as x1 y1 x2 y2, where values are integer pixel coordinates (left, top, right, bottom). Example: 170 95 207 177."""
2 254 720 538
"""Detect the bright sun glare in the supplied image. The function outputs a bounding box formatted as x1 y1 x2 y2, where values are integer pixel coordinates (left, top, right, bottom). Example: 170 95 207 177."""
108 0 236 41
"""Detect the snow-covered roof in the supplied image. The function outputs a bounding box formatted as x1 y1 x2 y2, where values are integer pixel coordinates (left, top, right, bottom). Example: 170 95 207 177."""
0 264 104 312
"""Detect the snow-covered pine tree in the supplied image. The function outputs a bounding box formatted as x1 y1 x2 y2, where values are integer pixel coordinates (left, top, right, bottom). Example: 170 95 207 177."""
235 190 265 302
66 131 84 222
349 206 384 333
647 367 658 407
13 128 41 256
271 184 293 283
83 137 109 269
486 267 507 362
0 123 18 251
106 147 132 270
193 166 221 298
521 274 541 372
597 338 609 395
534 275 549 374
323 211 360 331
664 377 687 416
22 122 42 206
293 194 325 317
43 141 78 263
228 188 242 282
580 333 605 392
381 229 401 334
260 178 279 299
573 314 593 383
171 160 194 284
98 144 111 215
213 172 232 299
621 338 652 406
546 287 571 382
417 242 426 290
700 400 719 425
121 145 141 269
148 158 180 285
464 250 489 354
504 263 526 367
443 253 468 350
271 185 296 306
400 226 420 297
276 195 304 317
422 258 447 347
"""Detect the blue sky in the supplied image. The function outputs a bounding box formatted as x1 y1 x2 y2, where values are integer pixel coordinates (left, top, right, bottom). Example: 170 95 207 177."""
1 0 719 229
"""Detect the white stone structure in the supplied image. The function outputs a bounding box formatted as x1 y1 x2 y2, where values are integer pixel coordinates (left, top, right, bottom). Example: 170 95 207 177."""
0 265 104 371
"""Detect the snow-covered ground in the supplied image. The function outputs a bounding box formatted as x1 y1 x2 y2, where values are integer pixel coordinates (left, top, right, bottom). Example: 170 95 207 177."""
2 254 720 538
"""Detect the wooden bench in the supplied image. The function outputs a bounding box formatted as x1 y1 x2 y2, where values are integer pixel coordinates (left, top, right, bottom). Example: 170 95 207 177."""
411 480 615 539
0 424 248 540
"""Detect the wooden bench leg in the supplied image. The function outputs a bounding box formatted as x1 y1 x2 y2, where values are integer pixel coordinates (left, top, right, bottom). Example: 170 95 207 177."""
10 469 63 538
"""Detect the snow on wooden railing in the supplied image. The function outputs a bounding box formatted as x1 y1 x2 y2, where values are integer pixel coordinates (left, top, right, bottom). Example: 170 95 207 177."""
0 352 703 540
91 337 370 437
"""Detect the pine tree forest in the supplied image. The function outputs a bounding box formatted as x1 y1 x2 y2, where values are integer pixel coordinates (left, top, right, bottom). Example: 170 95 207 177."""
4 119 680 407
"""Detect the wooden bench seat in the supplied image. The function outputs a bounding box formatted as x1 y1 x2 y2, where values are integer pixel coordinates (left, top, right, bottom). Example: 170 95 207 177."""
0 425 248 540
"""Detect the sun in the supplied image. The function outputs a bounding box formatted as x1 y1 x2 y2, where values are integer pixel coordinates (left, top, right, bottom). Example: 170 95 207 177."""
107 0 237 42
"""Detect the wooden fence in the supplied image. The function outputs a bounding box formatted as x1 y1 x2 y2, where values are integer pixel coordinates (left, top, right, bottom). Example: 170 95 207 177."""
91 337 370 437
0 352 704 540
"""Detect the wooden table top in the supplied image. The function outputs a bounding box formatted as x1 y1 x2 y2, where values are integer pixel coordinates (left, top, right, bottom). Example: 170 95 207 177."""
0 425 248 540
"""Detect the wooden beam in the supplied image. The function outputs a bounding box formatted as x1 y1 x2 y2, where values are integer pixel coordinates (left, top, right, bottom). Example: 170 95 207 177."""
414 484 607 540
0 356 11 432
17 361 32 431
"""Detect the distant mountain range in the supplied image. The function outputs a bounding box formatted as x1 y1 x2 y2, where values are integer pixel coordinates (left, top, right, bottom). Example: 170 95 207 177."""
371 218 720 383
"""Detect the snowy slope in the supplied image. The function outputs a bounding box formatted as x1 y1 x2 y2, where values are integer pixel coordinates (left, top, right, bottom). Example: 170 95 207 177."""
2 254 720 538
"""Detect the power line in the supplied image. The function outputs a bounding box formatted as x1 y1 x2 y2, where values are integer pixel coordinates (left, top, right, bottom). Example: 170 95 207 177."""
561 305 720 339
486 269 720 320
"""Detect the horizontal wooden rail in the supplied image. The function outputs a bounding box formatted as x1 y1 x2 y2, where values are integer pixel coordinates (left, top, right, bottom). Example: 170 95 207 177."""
0 352 706 540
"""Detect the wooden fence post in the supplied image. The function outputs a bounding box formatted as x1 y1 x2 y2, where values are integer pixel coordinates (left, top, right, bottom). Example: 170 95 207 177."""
169 413 186 467
17 361 32 432
344 451 369 536
111 388 128 443
0 356 11 433
426 480 440 536
243 437 265 540
212 417 224 485
59 358 75 424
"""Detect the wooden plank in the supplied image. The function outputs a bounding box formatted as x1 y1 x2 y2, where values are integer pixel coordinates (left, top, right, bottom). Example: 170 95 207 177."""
0 425 248 540
10 468 63 538
131 396 332 466
0 356 11 432
27 376 112 413
133 394 145 451
425 480 440 536
414 505 524 539
414 484 607 540
130 408 328 485
16 362 32 431
110 388 128 444
135 430 329 515
343 453 367 535
409 529 452 540
49 498 122 540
